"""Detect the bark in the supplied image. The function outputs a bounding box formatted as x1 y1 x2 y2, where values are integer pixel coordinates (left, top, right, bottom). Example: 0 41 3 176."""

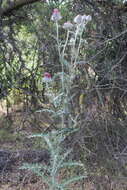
0 0 43 17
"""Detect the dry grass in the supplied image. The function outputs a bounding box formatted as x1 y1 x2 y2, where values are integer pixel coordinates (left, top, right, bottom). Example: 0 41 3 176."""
0 104 127 190
0 177 127 190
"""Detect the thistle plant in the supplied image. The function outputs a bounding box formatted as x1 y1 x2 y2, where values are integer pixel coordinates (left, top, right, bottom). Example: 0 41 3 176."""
41 9 92 128
52 10 91 128
20 8 92 189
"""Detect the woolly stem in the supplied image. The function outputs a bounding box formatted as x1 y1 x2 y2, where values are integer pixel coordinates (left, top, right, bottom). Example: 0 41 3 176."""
56 21 65 128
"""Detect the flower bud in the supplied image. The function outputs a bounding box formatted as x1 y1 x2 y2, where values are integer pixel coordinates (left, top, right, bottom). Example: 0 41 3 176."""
74 14 92 25
85 15 92 22
63 21 73 30
74 15 82 24
69 37 75 45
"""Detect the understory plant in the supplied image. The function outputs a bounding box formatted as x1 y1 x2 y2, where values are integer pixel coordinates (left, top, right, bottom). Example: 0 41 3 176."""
20 8 92 189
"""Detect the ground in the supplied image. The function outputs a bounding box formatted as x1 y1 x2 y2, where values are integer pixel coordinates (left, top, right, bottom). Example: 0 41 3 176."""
0 103 127 190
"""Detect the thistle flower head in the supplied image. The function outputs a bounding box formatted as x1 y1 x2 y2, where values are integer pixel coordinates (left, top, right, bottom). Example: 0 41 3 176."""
51 8 62 22
43 72 52 82
53 8 59 13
